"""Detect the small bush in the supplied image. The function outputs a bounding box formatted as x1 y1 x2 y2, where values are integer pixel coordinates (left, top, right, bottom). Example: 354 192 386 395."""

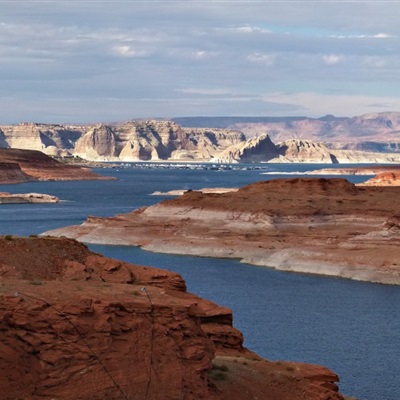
4 235 13 241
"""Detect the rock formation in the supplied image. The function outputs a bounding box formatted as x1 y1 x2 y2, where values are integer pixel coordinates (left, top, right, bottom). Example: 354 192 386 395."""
2 116 400 163
210 134 279 163
361 171 400 186
0 236 344 400
276 139 336 163
44 178 400 285
0 148 110 184
0 123 82 156
206 135 400 164
0 162 32 184
0 192 59 204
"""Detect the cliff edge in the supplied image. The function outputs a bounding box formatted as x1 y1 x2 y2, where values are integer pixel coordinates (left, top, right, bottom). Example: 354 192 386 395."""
0 237 344 399
0 148 109 184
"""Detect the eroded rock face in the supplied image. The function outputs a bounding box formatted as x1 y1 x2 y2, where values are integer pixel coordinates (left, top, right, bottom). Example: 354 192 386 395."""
0 237 344 400
277 139 336 163
3 118 400 163
361 171 400 186
44 178 400 285
0 162 32 184
211 134 279 163
0 148 109 183
74 121 246 161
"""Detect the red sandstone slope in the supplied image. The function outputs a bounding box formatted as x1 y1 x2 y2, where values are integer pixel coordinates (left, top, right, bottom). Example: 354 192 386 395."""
44 178 400 284
0 237 344 400
0 148 110 183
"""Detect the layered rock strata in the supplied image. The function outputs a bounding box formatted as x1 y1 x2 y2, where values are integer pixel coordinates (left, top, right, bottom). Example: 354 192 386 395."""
2 118 400 163
0 237 344 400
44 178 400 285
0 148 109 183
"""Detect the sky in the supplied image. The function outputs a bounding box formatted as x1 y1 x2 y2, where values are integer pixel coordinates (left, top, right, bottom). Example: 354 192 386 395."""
1 0 400 123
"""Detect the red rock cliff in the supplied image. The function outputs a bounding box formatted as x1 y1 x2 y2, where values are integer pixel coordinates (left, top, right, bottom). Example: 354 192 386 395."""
0 237 344 400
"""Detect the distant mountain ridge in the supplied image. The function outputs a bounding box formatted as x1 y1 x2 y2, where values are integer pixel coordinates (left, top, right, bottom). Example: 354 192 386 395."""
173 112 400 152
1 112 400 163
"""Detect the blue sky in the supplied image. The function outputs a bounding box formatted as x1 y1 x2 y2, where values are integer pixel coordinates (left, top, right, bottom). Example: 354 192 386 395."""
1 0 400 123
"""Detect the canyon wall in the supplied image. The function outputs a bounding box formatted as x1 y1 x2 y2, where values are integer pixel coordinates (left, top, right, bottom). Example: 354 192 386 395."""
1 113 400 163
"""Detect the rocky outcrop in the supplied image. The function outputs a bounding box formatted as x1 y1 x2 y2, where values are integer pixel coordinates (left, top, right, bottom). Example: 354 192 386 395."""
276 139 336 163
0 192 59 204
361 171 400 186
210 134 279 163
0 123 82 157
3 116 400 163
0 163 32 184
212 136 400 164
73 121 245 161
44 178 400 285
0 149 110 183
0 236 344 400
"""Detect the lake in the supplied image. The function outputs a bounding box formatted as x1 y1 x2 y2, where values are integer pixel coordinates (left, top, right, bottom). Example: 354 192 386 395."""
0 163 398 400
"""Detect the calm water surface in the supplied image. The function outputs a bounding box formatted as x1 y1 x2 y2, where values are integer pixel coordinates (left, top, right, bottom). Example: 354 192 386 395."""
0 164 398 400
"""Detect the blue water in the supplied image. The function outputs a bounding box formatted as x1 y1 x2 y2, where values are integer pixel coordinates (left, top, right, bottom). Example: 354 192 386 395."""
0 164 398 399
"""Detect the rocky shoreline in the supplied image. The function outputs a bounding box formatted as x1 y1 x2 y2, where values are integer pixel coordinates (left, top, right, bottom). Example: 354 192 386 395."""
0 148 111 185
0 192 59 204
43 177 400 286
0 236 345 399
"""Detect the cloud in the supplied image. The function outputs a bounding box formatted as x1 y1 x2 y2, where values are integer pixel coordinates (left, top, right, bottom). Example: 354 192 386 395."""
112 46 149 58
247 53 276 66
1 1 400 122
330 32 395 39
322 54 344 65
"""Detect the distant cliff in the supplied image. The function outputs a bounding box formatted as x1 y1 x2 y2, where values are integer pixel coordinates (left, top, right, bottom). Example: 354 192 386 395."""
173 112 400 150
1 114 400 163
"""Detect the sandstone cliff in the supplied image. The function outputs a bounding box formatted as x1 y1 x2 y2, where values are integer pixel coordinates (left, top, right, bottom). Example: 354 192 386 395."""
212 136 400 164
0 236 344 400
44 178 400 285
210 134 279 163
2 116 400 163
73 121 245 161
0 148 109 184
276 139 336 163
0 162 32 184
0 123 82 157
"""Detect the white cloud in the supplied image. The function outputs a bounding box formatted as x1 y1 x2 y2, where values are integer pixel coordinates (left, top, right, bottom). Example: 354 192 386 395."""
331 32 395 39
322 54 344 65
247 53 276 66
112 45 148 58
235 25 271 34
